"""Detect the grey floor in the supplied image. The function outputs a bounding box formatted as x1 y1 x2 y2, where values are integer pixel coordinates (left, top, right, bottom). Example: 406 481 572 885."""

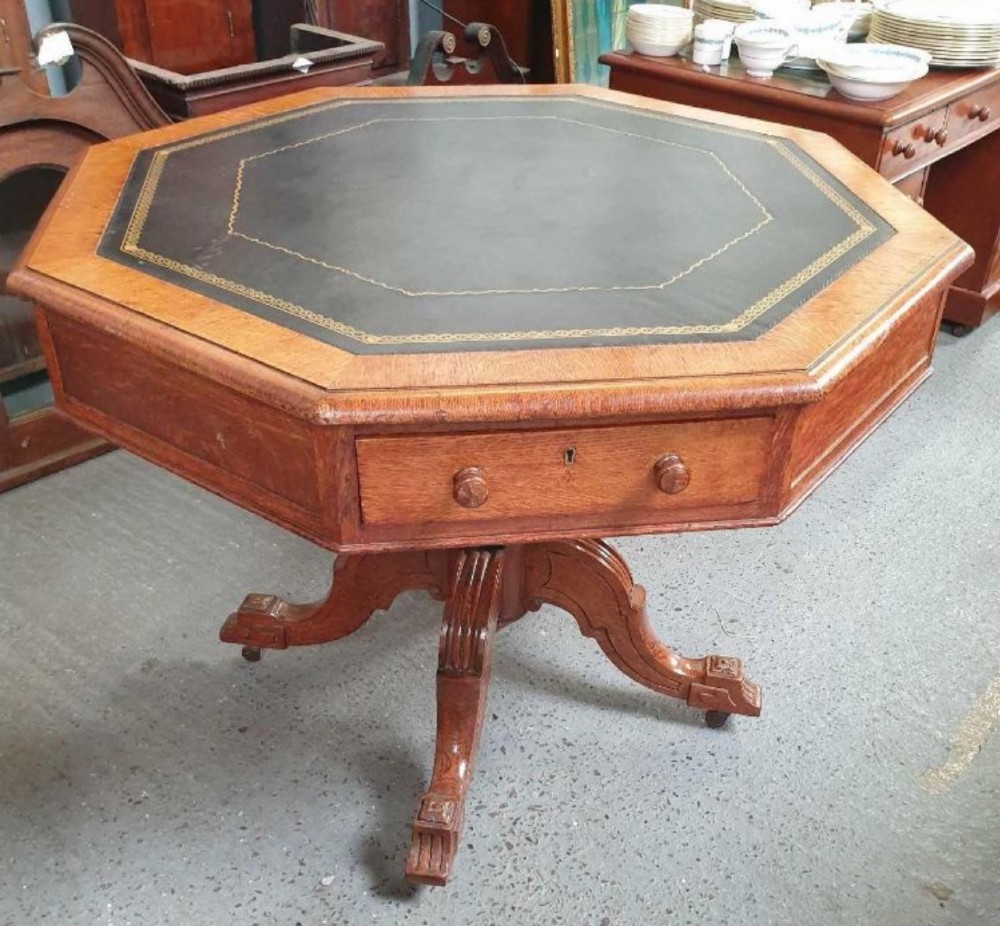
1 326 999 926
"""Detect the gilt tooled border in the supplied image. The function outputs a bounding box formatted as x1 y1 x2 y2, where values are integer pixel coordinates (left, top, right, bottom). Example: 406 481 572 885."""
117 96 880 346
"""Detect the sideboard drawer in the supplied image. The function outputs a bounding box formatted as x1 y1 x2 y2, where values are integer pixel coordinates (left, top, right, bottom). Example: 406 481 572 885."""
947 82 1000 146
880 111 949 180
356 418 775 528
894 166 929 206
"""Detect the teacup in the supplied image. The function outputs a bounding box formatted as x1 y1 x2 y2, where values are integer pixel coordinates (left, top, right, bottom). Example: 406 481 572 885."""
733 23 799 77
700 18 736 56
693 21 734 66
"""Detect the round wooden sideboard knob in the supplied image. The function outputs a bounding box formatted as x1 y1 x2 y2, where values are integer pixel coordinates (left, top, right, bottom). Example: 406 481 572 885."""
969 104 983 119
653 454 690 495
980 106 992 122
453 466 489 508
892 140 917 159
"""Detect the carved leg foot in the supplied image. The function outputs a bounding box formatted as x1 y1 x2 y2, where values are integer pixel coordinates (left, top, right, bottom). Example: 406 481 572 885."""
219 550 448 654
406 548 504 886
526 540 761 721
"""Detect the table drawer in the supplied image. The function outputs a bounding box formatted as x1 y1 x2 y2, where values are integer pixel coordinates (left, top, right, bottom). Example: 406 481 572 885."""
946 82 1000 147
356 418 775 528
880 111 949 181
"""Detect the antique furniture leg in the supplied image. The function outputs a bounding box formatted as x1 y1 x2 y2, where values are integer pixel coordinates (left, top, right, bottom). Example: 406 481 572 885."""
525 540 761 727
219 550 448 660
406 548 504 886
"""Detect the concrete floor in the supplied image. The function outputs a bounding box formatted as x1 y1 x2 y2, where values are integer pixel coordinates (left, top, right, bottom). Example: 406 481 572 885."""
1 325 998 926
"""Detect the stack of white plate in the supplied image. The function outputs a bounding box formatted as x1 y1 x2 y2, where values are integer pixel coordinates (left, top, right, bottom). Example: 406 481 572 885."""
817 41 930 99
626 4 695 56
869 0 1000 67
692 0 756 27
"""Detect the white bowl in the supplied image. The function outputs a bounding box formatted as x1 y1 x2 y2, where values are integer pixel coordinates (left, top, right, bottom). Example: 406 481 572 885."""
818 42 930 79
629 35 691 56
819 61 928 100
626 20 692 36
628 3 693 15
627 11 693 31
628 4 694 21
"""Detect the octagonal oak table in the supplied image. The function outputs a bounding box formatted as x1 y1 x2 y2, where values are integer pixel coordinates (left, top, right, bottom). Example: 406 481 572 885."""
10 85 971 886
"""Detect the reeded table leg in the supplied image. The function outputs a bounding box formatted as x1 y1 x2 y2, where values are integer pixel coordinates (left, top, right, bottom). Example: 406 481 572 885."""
219 550 448 657
406 548 504 886
525 539 761 725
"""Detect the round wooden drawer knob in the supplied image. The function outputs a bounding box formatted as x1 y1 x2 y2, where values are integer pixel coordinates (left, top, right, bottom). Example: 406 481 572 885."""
892 140 917 159
653 453 690 495
923 126 947 146
969 104 991 122
453 466 488 508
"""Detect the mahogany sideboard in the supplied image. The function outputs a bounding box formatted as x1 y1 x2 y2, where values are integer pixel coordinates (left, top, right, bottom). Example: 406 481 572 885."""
601 51 1000 332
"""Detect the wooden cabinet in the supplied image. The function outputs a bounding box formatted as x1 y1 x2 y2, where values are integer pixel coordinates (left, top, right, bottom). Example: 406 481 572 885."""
0 23 169 491
0 171 57 385
72 0 256 74
313 0 408 74
601 51 1000 331
0 0 46 91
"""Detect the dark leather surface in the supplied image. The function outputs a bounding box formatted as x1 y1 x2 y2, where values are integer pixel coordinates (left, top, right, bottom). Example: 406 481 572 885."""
100 96 894 354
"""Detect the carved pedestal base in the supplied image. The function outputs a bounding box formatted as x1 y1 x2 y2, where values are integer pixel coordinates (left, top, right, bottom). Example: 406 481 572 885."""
220 539 761 886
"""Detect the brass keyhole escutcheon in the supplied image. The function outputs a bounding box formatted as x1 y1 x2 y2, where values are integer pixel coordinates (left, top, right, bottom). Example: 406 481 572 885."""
453 466 489 508
653 453 690 495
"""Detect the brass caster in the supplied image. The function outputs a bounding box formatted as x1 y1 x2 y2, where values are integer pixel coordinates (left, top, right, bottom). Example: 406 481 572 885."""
241 646 262 662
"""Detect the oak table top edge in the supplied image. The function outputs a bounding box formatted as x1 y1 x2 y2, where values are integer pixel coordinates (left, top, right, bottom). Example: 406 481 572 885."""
11 237 970 427
8 85 971 425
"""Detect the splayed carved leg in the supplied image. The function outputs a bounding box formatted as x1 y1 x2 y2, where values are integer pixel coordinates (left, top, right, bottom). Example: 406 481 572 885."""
219 550 448 657
406 548 504 886
525 539 761 724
